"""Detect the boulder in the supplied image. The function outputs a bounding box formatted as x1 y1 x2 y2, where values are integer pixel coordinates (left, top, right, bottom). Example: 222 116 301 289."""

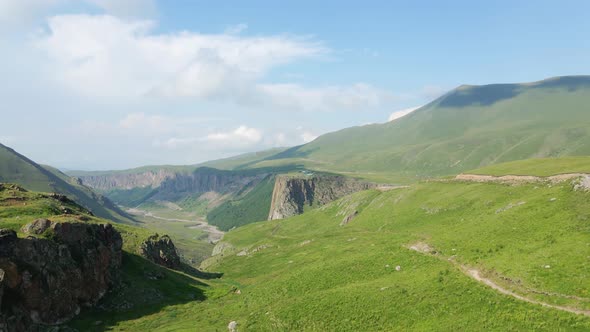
21 218 52 235
139 234 181 269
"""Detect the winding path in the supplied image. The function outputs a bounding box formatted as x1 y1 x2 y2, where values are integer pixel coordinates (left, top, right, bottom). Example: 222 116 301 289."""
408 242 590 317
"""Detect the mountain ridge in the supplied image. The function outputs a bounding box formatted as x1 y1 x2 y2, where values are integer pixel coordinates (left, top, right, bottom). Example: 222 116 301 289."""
0 143 134 223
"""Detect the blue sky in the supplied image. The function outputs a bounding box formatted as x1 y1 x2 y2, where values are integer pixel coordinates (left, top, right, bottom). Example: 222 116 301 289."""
1 0 589 170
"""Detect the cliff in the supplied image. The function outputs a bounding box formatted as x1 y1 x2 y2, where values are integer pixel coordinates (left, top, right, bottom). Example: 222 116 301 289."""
0 221 122 330
77 169 176 191
268 174 376 220
78 167 268 207
153 168 267 201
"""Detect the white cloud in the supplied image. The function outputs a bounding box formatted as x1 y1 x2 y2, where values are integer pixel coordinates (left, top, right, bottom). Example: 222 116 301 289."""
388 106 421 122
153 125 264 150
36 14 325 100
257 82 394 112
204 125 263 144
34 14 396 113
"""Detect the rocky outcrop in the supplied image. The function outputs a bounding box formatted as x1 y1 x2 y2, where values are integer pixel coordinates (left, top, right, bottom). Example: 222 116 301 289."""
268 175 376 220
20 218 52 235
79 167 267 209
0 222 122 330
78 169 175 191
139 234 181 269
78 169 176 191
153 168 267 201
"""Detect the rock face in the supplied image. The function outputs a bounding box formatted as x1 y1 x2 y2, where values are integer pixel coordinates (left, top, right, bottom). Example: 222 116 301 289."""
77 169 176 191
139 234 181 269
0 222 122 330
268 175 376 220
78 167 267 207
20 218 52 234
154 168 266 201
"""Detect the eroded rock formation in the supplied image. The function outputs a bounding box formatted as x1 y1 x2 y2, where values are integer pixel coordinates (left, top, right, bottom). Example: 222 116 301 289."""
268 175 376 220
138 234 181 269
0 221 122 330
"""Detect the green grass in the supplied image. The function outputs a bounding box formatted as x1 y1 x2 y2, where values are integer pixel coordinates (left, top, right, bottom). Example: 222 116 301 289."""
207 175 276 231
468 156 590 176
58 170 590 331
195 179 590 330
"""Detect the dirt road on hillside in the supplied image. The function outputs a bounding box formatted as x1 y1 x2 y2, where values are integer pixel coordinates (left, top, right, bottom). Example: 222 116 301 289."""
408 242 590 317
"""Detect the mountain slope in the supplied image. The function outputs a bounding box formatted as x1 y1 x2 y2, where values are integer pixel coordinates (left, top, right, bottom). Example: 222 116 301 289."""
85 157 590 331
0 143 134 223
254 75 590 177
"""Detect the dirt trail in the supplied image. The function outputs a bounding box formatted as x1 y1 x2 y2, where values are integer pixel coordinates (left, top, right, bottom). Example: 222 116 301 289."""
408 242 590 317
465 268 590 316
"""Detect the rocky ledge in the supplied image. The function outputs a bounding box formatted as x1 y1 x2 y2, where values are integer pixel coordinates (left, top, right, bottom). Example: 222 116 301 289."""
138 234 181 269
268 174 376 220
0 220 122 330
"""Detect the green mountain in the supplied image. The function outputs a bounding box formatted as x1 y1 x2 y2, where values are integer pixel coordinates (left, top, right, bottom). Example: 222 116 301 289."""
249 76 590 178
0 143 134 223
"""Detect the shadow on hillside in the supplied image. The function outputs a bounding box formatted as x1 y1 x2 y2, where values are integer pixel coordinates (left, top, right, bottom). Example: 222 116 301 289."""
68 253 224 331
181 262 223 279
439 84 522 108
439 76 590 108
537 75 590 91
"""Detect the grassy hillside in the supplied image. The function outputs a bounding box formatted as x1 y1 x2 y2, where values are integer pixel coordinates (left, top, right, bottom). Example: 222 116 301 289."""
206 175 276 231
195 176 590 330
249 76 590 177
0 144 134 223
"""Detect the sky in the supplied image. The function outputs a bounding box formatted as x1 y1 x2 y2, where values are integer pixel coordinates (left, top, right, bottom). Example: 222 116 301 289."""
1 0 589 170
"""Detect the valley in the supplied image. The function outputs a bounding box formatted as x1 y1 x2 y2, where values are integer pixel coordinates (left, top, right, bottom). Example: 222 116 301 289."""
4 2 590 330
